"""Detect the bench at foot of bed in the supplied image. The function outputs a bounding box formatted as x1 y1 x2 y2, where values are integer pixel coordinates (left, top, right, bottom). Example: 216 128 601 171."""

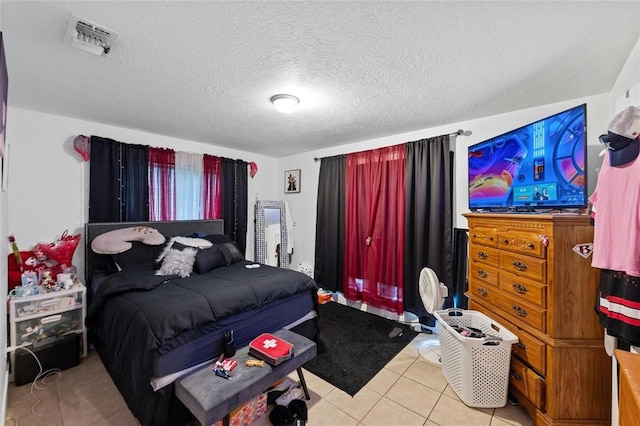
176 328 316 426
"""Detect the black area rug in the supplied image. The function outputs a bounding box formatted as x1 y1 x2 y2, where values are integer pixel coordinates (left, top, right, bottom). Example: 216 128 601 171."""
303 302 418 396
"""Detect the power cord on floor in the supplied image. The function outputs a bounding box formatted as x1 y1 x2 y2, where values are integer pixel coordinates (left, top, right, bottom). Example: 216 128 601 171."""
5 345 63 426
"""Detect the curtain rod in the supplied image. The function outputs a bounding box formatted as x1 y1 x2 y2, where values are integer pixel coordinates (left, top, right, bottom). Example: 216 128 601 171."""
313 129 472 162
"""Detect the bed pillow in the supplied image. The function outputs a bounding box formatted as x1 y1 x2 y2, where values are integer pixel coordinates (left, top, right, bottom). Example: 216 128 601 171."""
204 234 245 265
91 226 165 254
155 247 198 278
112 241 164 271
194 245 226 274
203 234 234 245
156 236 213 264
217 242 244 265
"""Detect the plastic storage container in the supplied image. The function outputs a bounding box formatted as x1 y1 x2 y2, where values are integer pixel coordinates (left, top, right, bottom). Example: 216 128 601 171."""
433 308 518 408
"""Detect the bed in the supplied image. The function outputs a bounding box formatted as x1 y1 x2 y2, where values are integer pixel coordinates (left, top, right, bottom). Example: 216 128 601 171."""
84 220 319 426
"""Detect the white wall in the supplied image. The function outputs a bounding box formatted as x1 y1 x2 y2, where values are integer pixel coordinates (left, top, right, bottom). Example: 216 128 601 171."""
6 107 281 280
0 4 9 423
609 36 640 112
279 93 612 271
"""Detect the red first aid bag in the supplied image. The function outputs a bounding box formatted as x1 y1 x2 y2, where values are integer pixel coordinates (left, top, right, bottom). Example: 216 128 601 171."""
249 333 294 366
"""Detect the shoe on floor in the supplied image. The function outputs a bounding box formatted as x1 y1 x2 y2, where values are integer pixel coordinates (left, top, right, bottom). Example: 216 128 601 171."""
269 404 294 426
288 399 308 425
275 384 304 406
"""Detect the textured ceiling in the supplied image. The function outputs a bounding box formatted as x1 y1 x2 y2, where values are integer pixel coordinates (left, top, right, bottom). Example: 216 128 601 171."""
2 1 639 157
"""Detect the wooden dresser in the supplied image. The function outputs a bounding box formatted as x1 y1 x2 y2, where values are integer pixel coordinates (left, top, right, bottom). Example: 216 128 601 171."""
465 213 611 425
616 349 640 426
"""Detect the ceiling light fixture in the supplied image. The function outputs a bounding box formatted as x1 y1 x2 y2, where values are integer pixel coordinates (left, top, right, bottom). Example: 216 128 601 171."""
270 94 299 113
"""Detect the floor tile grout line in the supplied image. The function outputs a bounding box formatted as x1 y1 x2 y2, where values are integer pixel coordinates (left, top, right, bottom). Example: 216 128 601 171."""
322 382 382 423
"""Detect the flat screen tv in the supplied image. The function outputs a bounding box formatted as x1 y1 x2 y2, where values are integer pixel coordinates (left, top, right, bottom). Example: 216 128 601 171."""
468 104 587 212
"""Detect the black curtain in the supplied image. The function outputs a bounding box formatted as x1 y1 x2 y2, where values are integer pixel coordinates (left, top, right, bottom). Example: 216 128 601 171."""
89 137 122 222
89 136 149 223
122 144 149 222
404 135 454 316
452 228 469 309
221 158 248 254
314 155 346 292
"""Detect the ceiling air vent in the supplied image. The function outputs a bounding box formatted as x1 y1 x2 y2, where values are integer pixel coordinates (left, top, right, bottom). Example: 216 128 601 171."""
63 14 119 56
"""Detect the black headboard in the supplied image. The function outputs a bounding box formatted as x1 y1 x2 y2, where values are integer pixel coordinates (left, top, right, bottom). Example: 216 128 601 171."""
85 219 224 285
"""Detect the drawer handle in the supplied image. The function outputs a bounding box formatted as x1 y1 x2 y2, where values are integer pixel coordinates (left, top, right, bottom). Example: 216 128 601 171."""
478 251 488 260
41 314 62 324
515 342 527 350
512 283 528 294
512 305 528 317
478 288 488 297
510 370 523 381
502 238 509 244
478 270 488 279
488 236 494 242
527 243 535 249
472 233 477 239
512 261 528 272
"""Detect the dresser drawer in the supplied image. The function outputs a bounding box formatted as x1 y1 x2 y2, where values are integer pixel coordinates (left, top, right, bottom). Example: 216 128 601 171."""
469 262 500 287
498 230 547 259
510 327 546 375
500 271 547 308
14 309 83 346
469 280 500 305
499 294 546 332
510 357 545 409
11 288 84 319
469 226 498 248
500 252 547 283
469 244 499 267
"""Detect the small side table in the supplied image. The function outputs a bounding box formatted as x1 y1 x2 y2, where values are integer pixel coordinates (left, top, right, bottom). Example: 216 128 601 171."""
8 285 87 383
176 328 317 426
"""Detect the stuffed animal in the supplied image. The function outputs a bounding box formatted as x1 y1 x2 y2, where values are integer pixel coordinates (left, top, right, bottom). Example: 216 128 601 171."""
7 250 56 291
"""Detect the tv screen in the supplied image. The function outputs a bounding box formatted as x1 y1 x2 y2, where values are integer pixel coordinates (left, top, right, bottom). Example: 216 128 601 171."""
468 104 587 211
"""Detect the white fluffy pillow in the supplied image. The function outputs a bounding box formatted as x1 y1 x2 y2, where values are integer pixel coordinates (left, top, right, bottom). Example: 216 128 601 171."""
156 247 198 278
156 236 213 263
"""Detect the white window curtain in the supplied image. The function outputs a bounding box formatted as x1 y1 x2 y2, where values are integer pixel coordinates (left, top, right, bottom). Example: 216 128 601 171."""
175 152 204 220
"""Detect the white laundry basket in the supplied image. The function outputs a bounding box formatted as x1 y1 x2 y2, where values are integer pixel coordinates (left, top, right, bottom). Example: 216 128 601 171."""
433 308 518 408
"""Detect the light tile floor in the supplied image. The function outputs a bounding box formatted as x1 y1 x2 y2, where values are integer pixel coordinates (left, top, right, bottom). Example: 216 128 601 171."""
5 333 535 426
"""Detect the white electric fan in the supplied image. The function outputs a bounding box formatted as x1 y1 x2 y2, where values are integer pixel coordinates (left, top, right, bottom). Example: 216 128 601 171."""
417 267 449 366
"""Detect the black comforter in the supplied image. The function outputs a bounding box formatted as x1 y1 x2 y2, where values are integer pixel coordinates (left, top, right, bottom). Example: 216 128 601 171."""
86 260 317 426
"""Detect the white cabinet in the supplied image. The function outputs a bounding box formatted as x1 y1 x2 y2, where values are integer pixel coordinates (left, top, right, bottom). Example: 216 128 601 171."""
8 285 87 373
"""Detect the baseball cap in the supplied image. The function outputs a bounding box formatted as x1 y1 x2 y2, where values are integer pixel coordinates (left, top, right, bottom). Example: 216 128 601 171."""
599 106 640 167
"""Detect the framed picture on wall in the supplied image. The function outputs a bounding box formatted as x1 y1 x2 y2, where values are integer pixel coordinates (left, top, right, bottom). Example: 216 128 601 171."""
284 169 301 193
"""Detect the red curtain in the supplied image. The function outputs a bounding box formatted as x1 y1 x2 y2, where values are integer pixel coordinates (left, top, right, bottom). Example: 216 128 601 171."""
344 144 406 313
203 154 222 219
149 147 176 221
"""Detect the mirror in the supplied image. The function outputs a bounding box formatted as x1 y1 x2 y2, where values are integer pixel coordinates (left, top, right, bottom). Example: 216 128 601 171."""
255 200 289 268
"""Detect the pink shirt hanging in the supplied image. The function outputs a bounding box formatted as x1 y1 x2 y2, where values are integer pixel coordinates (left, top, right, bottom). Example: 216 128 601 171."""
590 151 640 277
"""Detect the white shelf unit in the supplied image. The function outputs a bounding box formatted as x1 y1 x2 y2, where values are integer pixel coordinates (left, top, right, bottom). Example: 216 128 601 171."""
8 285 88 374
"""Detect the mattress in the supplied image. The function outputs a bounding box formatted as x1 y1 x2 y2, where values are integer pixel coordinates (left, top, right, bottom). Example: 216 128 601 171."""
153 289 315 376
